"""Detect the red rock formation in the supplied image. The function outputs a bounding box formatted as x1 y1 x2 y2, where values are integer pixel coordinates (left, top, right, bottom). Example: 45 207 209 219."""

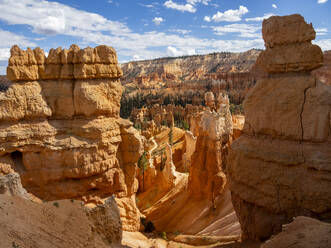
227 14 331 241
0 44 144 231
189 92 232 202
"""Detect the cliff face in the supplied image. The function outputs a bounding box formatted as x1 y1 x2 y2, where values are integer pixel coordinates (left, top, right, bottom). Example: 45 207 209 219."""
0 45 125 200
227 14 330 241
121 50 261 109
0 45 145 231
121 49 260 86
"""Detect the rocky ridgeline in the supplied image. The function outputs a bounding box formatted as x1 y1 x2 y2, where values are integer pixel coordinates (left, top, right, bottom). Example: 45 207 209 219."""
0 45 143 232
7 45 122 81
121 49 260 85
228 14 331 241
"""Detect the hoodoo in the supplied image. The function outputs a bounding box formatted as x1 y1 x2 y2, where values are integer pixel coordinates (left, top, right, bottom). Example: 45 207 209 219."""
227 14 331 241
0 44 144 231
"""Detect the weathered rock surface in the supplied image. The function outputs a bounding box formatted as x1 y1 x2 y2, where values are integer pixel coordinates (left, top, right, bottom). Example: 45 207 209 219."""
189 92 232 202
0 45 143 231
227 14 331 241
7 45 122 81
0 195 121 248
139 92 240 237
262 216 331 248
85 196 123 244
0 172 29 198
256 14 323 73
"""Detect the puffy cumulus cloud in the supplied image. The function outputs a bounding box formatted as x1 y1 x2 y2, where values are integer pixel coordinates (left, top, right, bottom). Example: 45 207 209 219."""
0 0 265 63
0 28 36 68
204 16 211 22
0 0 130 36
164 0 196 13
212 23 261 38
314 39 331 50
204 5 249 22
245 13 275 22
0 48 10 61
272 4 277 8
167 46 196 57
187 0 211 5
153 17 164 25
164 0 211 13
317 0 328 3
0 29 36 48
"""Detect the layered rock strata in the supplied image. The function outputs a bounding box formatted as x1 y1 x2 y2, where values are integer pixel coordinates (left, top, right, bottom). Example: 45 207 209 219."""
189 92 233 201
228 14 330 241
0 45 144 231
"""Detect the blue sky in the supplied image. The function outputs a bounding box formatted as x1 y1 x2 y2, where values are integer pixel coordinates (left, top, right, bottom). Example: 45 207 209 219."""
0 0 330 74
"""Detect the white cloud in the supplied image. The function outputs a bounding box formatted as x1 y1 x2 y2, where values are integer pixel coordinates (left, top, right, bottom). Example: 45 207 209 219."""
167 46 196 57
153 17 164 25
164 0 196 13
212 23 261 38
272 4 277 8
316 28 328 36
317 0 328 3
246 13 275 22
313 39 331 50
0 0 265 63
0 29 36 48
0 48 10 61
0 0 130 36
168 29 191 34
204 16 211 22
187 0 211 5
204 5 249 22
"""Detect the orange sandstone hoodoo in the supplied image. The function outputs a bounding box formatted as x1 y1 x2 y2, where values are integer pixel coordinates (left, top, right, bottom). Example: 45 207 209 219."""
0 44 144 232
228 14 330 241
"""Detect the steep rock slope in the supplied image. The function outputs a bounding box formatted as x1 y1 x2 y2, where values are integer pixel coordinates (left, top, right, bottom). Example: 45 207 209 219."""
227 14 330 241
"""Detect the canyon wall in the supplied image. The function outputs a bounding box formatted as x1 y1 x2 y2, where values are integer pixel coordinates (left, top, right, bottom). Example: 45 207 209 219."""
227 14 331 241
0 44 144 231
121 49 260 87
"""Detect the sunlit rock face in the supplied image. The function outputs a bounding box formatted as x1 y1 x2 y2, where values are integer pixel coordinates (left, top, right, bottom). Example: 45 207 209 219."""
227 14 331 241
188 92 233 201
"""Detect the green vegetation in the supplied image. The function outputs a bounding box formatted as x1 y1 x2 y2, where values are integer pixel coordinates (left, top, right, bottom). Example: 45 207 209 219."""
230 103 244 115
120 91 204 119
138 151 149 171
134 122 142 130
140 217 155 233
168 126 173 146
173 112 190 130
53 202 59 208
160 231 168 240
138 151 149 191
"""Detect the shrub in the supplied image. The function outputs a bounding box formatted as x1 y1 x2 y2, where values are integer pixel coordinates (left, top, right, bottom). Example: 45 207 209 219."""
168 126 173 146
53 202 60 208
160 231 167 240
140 217 155 233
